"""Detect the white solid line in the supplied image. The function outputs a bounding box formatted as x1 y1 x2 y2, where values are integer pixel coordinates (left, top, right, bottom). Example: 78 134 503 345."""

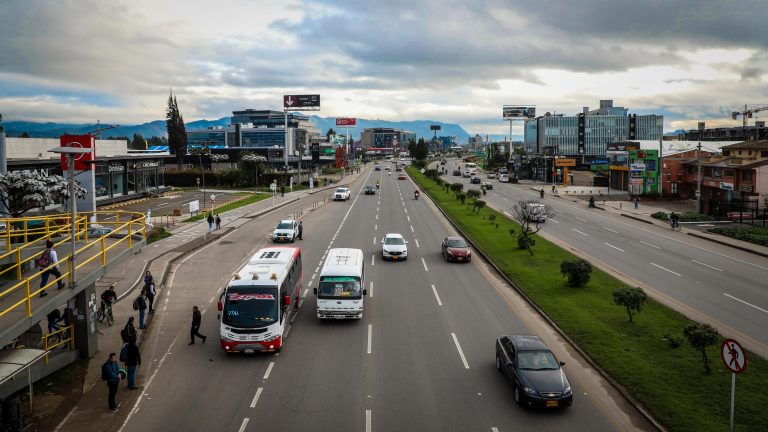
651 262 682 277
415 238 420 248
250 388 263 408
238 418 250 432
367 324 372 354
691 259 723 272
431 284 443 306
602 227 619 233
604 243 624 252
640 240 661 249
724 293 768 314
572 228 588 236
371 254 375 266
451 333 470 369
302 288 308 298
209 295 215 304
263 362 275 380
410 225 414 232
369 281 373 298
421 257 429 272
575 216 588 222
366 410 372 432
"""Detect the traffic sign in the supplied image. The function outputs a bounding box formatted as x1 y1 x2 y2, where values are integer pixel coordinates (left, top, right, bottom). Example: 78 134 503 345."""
721 339 747 373
420 168 426 174
270 182 277 192
283 94 320 111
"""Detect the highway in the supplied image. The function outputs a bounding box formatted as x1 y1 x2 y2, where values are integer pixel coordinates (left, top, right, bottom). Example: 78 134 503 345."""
444 162 768 357
117 165 652 432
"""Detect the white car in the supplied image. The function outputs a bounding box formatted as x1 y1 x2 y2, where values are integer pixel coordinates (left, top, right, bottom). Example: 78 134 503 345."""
498 174 509 183
333 187 351 201
381 233 408 260
525 203 547 223
272 219 299 242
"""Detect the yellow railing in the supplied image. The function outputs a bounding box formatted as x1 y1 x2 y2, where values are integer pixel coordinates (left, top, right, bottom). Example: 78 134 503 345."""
42 323 75 364
0 211 147 319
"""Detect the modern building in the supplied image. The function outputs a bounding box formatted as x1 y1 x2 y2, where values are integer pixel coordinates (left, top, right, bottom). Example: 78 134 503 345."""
360 127 416 150
524 100 664 158
675 123 767 142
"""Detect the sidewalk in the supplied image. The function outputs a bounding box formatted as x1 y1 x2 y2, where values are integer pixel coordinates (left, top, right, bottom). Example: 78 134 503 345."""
52 166 368 430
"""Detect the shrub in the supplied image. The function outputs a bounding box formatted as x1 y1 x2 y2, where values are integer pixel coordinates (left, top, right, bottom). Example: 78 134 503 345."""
457 192 467 205
709 226 768 246
516 233 535 250
683 322 719 373
612 287 647 322
651 211 668 220
466 189 481 201
147 227 171 244
412 160 427 169
488 214 496 224
560 258 592 287
679 212 715 222
473 199 486 214
662 333 682 349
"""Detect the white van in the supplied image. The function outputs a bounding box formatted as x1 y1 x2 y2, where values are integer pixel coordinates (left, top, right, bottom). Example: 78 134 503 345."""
525 203 548 222
498 174 509 183
314 248 367 319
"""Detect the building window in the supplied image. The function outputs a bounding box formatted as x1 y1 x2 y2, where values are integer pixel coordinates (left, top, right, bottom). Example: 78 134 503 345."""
677 173 684 181
742 171 753 181
666 173 671 181
723 150 731 156
761 151 768 157
724 169 734 177
671 182 678 194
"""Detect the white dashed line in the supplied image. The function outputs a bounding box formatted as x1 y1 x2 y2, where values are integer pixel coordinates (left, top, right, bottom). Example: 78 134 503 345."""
263 362 274 380
209 295 215 304
575 217 587 222
602 227 619 233
367 324 373 354
371 254 375 266
451 333 470 369
238 418 249 432
366 410 372 432
431 284 443 306
415 238 420 248
373 236 376 245
640 241 660 249
249 388 263 408
549 219 559 224
410 225 414 232
651 262 682 277
302 288 308 298
421 258 429 272
407 215 411 222
572 228 588 236
604 243 624 252
691 260 723 272
369 281 373 298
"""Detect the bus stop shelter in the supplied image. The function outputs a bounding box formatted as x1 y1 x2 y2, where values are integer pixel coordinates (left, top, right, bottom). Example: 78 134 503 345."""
0 348 48 427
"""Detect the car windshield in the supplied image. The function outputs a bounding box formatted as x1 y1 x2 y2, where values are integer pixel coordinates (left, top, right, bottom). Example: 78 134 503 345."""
446 239 467 248
318 276 362 299
276 222 294 229
335 188 346 193
366 186 374 190
384 237 405 245
517 350 560 370
223 286 279 328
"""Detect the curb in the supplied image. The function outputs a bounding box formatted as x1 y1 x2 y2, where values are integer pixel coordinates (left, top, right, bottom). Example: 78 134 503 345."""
687 232 768 259
620 213 654 224
419 185 667 432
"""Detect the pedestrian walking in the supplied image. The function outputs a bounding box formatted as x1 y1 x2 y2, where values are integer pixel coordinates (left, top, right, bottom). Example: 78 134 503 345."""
215 214 222 230
124 342 141 390
121 317 137 344
207 213 214 233
633 196 639 209
188 306 206 345
551 185 556 194
37 240 65 297
136 291 147 329
540 188 545 199
102 353 121 412
143 271 155 313
280 185 285 197
298 221 303 240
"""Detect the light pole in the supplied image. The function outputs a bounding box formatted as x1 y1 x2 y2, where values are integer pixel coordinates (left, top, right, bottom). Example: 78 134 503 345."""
48 146 92 289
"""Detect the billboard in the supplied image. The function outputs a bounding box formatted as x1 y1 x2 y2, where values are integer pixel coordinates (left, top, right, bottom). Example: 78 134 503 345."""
502 106 536 119
606 142 639 153
430 125 441 131
555 158 576 167
60 134 95 171
283 94 320 111
336 117 356 127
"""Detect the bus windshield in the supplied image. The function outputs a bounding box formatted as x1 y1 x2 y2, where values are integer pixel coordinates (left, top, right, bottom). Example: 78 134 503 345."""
318 276 362 300
223 286 279 328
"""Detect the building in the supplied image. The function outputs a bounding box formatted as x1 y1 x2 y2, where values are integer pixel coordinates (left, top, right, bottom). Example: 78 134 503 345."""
524 100 663 158
360 127 416 150
468 134 483 147
677 123 768 142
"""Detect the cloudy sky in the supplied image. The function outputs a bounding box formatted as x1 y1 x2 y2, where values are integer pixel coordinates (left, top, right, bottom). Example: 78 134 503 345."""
1 0 767 136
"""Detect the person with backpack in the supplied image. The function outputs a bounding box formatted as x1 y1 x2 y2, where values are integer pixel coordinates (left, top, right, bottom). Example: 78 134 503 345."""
215 214 222 230
135 291 147 329
144 272 156 314
207 213 214 233
124 341 141 390
121 317 137 344
37 240 65 297
102 353 121 412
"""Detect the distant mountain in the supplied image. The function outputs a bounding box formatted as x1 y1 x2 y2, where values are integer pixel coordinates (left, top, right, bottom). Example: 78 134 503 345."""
306 116 471 142
664 129 686 136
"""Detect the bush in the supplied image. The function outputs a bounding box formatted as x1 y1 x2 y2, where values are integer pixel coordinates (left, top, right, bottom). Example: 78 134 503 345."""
560 258 592 287
517 234 535 250
147 227 171 244
466 189 481 201
612 287 647 322
457 192 467 205
662 333 682 349
679 212 715 222
709 226 768 246
651 211 668 220
683 322 719 373
412 160 427 169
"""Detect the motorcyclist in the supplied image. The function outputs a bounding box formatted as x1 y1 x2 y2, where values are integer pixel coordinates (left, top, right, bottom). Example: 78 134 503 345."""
414 190 419 199
669 211 680 228
481 185 487 195
376 180 380 189
540 189 545 199
588 196 596 208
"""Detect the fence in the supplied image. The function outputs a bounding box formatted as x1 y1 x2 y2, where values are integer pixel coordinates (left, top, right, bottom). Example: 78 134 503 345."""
707 199 767 227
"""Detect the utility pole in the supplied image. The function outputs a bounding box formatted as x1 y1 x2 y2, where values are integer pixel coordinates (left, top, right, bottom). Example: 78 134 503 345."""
696 140 702 213
658 138 663 198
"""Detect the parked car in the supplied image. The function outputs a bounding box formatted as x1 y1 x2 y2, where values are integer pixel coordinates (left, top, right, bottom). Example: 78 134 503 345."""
495 335 573 409
487 172 496 179
482 181 493 190
87 224 113 237
441 237 471 262
381 233 408 260
499 167 509 174
471 177 482 184
397 173 407 180
498 174 510 183
333 187 351 201
364 185 376 195
453 170 462 176
272 219 299 243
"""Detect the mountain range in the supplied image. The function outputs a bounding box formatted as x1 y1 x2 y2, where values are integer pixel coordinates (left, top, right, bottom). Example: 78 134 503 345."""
0 116 514 143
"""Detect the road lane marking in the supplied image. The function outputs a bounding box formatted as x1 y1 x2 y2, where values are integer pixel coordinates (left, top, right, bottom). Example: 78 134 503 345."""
407 215 411 222
640 241 660 249
310 273 316 281
651 262 681 277
263 363 274 380
249 388 263 408
238 418 250 432
369 281 373 298
415 238 420 248
302 288 308 298
367 324 372 354
421 258 429 272
451 333 470 369
548 219 559 223
375 224 377 231
492 428 499 432
371 254 375 266
572 228 588 236
724 293 768 314
410 225 414 232
602 227 619 233
315 266 320 273
373 236 376 245
604 243 624 252
503 211 512 217
431 284 443 306
691 260 723 272
366 410 372 432
209 295 215 304
575 216 587 222
376 214 378 220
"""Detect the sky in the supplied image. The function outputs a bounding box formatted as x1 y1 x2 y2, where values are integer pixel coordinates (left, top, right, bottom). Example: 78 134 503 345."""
1 0 767 137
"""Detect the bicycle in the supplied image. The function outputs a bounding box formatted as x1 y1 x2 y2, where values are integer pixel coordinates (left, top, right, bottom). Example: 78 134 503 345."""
669 219 681 231
97 302 114 326
47 320 69 347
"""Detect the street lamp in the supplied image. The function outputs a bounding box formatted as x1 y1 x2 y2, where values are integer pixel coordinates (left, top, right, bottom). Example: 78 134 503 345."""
48 146 92 290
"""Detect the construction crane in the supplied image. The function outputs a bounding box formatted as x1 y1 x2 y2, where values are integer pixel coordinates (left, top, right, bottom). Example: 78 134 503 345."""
731 104 768 127
87 119 120 136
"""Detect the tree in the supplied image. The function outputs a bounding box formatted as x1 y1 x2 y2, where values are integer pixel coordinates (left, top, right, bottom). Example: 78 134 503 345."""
509 200 554 255
166 92 188 169
240 152 267 186
473 199 486 214
407 139 417 157
413 138 429 160
147 136 166 148
466 189 481 201
612 287 647 322
130 133 147 150
457 192 467 204
560 258 592 287
449 183 464 199
683 322 719 373
0 170 86 217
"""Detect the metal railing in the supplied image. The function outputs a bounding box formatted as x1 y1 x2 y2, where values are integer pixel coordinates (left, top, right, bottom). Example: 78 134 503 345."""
0 211 147 319
42 324 75 364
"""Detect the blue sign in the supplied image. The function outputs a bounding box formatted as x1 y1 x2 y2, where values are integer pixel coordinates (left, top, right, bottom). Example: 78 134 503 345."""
592 159 609 165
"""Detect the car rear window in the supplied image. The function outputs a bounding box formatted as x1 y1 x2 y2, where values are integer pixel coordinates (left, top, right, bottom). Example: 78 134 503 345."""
446 239 466 248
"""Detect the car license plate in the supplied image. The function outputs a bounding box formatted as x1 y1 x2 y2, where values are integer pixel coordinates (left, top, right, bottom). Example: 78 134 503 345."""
457 257 463 261
392 256 398 260
245 349 255 354
546 400 558 408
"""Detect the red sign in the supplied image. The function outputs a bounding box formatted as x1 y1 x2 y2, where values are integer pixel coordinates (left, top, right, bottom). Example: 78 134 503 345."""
60 135 95 171
335 117 357 126
721 339 747 373
228 293 275 301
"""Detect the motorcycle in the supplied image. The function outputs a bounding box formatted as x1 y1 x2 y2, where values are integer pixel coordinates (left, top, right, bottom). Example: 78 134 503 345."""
414 191 419 200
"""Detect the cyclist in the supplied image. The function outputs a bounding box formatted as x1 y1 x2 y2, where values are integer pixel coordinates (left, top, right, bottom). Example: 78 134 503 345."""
100 285 117 313
376 180 380 189
669 211 680 229
47 308 63 334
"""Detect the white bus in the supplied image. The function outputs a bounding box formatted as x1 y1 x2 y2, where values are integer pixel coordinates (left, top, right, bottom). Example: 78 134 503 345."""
464 162 478 173
217 246 302 353
314 248 367 319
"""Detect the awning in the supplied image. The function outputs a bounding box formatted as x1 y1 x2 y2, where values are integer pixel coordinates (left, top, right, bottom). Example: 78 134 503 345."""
0 348 48 385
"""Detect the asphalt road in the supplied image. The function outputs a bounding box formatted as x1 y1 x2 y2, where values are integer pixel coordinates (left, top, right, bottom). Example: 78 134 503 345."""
117 166 653 432
443 161 768 357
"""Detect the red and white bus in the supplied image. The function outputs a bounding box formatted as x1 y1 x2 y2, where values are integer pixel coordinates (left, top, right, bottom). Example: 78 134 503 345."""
218 247 302 353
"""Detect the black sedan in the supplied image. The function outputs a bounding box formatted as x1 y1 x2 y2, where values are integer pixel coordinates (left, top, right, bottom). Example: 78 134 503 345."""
452 170 462 176
495 335 573 409
364 185 376 195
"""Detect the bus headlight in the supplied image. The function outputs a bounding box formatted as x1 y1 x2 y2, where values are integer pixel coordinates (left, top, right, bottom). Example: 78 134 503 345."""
264 334 279 342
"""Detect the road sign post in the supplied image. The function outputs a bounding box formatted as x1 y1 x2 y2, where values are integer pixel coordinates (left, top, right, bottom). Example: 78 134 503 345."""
721 338 747 432
270 182 277 207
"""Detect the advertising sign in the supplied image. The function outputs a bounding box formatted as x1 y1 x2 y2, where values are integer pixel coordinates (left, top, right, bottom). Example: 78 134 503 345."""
630 163 646 171
606 142 639 153
283 94 320 111
430 125 442 131
502 106 536 119
592 159 609 165
336 117 357 126
555 158 576 167
60 134 96 171
590 164 609 171
188 200 200 214
720 182 734 191
630 178 644 185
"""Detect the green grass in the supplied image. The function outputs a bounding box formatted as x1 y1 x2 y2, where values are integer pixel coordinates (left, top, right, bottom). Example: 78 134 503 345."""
183 193 270 222
408 166 768 432
147 226 172 244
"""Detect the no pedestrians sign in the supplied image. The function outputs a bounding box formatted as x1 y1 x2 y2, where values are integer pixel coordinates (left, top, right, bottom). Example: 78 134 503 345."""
721 339 747 373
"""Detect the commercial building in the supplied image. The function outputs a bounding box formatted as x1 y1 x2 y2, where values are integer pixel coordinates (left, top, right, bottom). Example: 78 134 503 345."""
360 128 416 150
676 123 767 142
524 100 663 158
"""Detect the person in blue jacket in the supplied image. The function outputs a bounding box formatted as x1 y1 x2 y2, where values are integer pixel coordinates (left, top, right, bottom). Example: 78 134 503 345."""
102 353 121 412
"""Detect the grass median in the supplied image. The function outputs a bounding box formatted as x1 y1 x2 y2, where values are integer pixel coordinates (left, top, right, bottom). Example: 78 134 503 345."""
183 193 270 222
408 166 768 432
